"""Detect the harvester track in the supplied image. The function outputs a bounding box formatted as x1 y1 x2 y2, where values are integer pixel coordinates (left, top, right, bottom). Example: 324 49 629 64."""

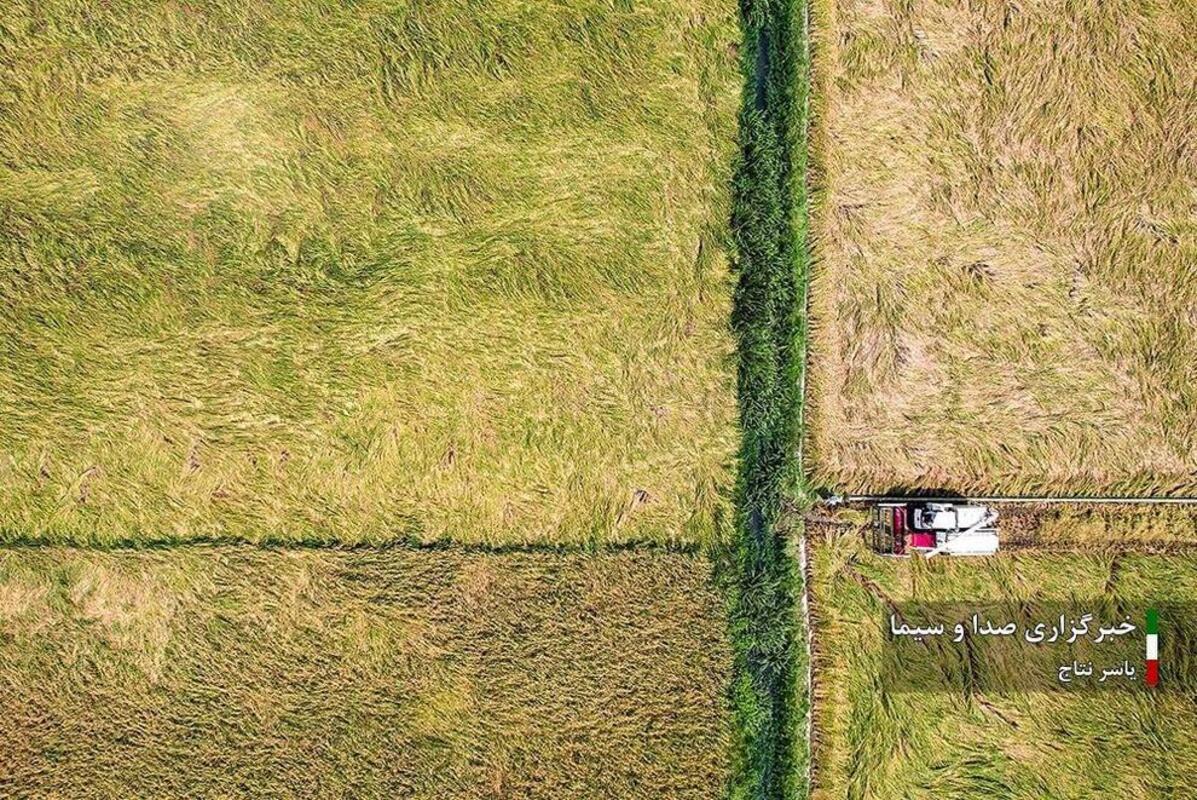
1001 537 1197 556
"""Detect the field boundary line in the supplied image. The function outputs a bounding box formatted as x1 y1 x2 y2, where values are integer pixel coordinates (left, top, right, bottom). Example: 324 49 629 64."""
798 527 817 797
0 535 706 557
794 0 813 477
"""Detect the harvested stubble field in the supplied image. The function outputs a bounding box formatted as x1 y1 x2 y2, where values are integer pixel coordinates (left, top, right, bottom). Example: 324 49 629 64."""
0 0 742 546
998 503 1197 553
0 546 732 799
807 525 1197 800
806 0 1197 495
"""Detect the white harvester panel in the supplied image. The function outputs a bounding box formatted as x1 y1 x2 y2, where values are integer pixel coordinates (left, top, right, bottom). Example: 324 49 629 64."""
871 501 999 557
917 502 999 557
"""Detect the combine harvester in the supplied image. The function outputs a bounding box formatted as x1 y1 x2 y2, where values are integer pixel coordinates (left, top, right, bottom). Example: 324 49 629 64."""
870 501 999 558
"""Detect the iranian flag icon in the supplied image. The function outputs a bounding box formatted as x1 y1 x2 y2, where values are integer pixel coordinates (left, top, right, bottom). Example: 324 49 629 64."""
1146 608 1159 688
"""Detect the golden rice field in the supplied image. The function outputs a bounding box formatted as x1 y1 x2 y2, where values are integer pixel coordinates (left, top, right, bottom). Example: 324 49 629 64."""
0 0 742 546
806 0 1197 496
808 526 1197 799
0 546 732 799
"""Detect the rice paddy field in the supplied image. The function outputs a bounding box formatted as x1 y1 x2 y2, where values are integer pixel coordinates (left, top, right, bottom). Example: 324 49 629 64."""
0 0 742 546
808 526 1197 799
0 2 755 796
0 546 732 799
805 0 1197 496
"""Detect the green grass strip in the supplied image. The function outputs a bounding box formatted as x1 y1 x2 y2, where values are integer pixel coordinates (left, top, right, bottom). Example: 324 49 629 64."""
725 0 811 797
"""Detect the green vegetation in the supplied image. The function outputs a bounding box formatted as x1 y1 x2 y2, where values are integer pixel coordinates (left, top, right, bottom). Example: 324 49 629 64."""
724 0 810 796
809 529 1197 799
805 0 1197 496
0 546 732 799
0 0 742 546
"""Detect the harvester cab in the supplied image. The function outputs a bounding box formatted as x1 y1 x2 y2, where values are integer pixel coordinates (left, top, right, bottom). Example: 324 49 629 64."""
871 502 999 557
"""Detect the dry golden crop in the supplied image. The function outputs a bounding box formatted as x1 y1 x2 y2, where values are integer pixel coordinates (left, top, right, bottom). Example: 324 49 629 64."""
807 526 1197 799
0 0 742 546
806 0 1197 495
0 546 732 798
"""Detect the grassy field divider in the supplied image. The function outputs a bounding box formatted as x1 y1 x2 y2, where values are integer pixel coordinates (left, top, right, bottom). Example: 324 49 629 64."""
0 531 706 556
725 0 811 797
